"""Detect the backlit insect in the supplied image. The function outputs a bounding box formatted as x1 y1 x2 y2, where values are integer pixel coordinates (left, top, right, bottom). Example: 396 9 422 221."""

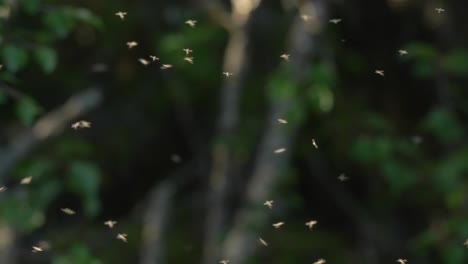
396 259 407 264
375 70 384 76
314 259 326 264
117 233 128 242
61 208 75 215
183 48 193 55
277 118 288 124
258 237 268 247
280 53 290 61
435 8 445 13
274 148 286 154
138 58 150 66
222 72 233 77
184 57 194 64
273 222 285 229
115 12 127 20
0 186 6 192
20 176 32 185
149 55 159 62
104 220 117 228
398 50 408 56
312 139 319 149
306 220 317 229
464 239 468 247
301 15 311 21
126 41 138 49
171 154 182 163
329 18 342 24
32 246 43 253
161 64 173 69
219 260 229 264
264 200 274 209
185 20 197 27
338 173 349 181
71 120 91 130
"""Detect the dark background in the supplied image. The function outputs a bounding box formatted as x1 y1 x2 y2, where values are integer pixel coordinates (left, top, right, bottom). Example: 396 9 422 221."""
0 0 467 263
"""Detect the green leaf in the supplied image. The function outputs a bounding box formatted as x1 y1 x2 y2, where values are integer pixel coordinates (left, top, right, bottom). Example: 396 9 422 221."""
15 97 42 126
21 0 40 14
0 89 6 104
35 46 58 73
52 243 103 264
66 161 101 217
43 10 76 38
413 61 434 78
0 197 37 232
70 8 103 29
441 49 468 75
382 160 416 195
267 70 297 101
423 107 463 144
30 179 61 209
2 44 29 73
405 42 437 61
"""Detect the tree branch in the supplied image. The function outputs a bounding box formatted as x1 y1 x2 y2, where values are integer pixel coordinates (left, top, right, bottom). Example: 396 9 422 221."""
219 1 327 263
0 87 102 181
201 1 262 264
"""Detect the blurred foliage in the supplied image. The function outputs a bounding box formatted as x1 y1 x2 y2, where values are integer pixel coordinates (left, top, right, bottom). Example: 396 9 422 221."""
0 0 467 264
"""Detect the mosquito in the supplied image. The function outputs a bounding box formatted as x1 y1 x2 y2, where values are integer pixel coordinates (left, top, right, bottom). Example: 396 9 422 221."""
259 237 268 247
338 173 349 181
375 70 384 76
280 53 290 61
274 148 286 154
115 12 127 20
273 222 285 229
126 41 138 49
301 15 311 21
72 120 91 130
184 57 194 64
117 233 128 242
20 176 32 185
314 259 326 264
61 208 75 215
277 118 288 124
104 220 117 228
32 246 43 253
312 139 319 149
398 50 408 56
305 220 317 229
161 64 173 69
138 58 150 66
185 20 197 27
264 200 274 209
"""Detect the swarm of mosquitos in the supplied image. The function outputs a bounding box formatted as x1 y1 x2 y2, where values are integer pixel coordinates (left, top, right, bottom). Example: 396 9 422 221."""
0 5 464 263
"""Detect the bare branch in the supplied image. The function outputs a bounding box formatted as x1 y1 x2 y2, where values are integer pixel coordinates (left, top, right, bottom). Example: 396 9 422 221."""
139 180 176 264
201 1 263 263
0 88 102 181
219 1 328 263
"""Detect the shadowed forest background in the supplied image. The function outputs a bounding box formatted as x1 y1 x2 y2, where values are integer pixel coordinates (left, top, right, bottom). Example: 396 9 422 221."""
0 0 467 263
